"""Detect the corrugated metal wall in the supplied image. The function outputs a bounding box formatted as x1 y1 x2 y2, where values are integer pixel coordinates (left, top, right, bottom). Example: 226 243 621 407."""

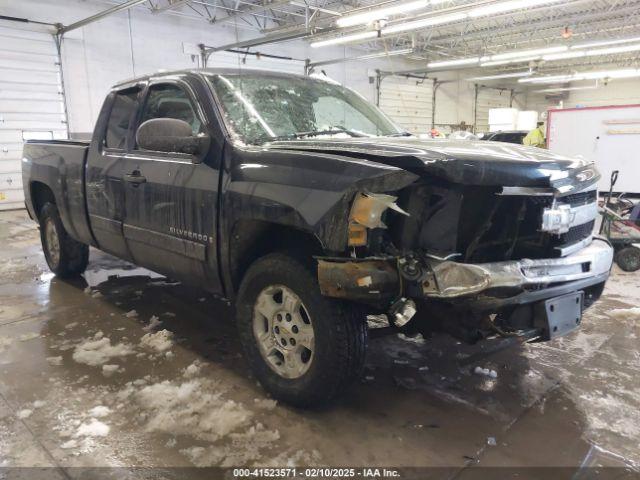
379 76 434 135
0 21 67 210
474 87 512 133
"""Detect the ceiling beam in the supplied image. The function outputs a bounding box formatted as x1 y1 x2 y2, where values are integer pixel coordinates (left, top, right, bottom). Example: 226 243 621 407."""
59 0 149 33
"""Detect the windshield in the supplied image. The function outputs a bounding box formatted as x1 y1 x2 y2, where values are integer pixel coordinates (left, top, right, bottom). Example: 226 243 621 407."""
206 73 404 144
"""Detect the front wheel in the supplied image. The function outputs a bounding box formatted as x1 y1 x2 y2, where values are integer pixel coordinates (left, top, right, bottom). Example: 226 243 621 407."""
39 203 89 277
236 253 367 407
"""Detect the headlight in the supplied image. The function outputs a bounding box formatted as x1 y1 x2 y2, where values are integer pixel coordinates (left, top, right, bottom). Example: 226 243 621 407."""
347 192 409 247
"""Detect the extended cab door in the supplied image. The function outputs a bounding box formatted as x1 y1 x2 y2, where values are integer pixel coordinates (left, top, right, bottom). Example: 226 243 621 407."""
86 86 141 261
120 78 222 292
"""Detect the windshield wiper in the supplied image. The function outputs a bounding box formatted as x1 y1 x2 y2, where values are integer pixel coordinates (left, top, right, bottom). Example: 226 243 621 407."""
296 126 367 138
255 126 367 144
386 131 413 137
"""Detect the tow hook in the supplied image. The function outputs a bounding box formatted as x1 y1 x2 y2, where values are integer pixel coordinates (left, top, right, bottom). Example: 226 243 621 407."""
389 297 417 328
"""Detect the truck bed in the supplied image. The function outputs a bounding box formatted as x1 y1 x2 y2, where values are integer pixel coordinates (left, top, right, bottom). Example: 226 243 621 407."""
22 139 93 247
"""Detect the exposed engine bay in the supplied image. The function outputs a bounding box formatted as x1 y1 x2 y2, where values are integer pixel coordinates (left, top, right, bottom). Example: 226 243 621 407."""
317 174 611 344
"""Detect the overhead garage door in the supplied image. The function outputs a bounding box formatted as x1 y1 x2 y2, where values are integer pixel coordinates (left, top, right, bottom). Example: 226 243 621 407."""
0 20 67 210
379 76 434 135
475 87 512 134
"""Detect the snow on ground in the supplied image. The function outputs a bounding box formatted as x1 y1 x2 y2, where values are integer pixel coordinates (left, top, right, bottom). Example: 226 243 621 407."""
0 336 11 352
578 390 640 442
122 378 251 442
72 333 135 366
183 361 201 378
46 356 63 366
142 315 162 332
18 332 40 342
397 333 426 345
75 419 110 438
179 423 280 467
87 406 111 418
101 364 122 377
253 398 278 410
609 307 640 321
60 440 78 449
140 329 174 352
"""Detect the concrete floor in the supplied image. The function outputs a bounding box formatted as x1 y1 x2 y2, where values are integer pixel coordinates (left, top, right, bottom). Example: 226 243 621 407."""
0 209 639 478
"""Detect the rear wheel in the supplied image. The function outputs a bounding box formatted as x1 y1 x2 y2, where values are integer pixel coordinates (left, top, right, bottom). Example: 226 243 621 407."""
236 253 367 407
39 203 89 277
615 246 640 272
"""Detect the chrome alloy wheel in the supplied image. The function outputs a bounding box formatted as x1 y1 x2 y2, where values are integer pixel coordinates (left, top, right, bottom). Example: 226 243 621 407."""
252 285 315 379
44 218 61 266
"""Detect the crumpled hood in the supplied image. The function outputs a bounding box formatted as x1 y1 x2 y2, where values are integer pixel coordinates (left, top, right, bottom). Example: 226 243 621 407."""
264 137 598 190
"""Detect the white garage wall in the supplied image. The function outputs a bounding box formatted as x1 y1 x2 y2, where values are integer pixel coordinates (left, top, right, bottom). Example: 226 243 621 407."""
524 78 640 117
379 76 434 134
433 71 476 132
0 20 69 210
474 87 513 133
1 0 419 135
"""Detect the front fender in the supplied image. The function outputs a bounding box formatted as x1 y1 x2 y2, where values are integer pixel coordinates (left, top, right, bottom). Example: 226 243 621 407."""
224 145 418 253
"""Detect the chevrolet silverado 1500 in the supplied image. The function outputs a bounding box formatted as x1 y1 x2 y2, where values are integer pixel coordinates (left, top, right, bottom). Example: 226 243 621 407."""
23 69 613 406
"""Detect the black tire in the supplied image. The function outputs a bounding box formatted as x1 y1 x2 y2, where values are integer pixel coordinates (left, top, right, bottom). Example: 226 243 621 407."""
39 202 89 278
236 253 367 407
615 246 640 272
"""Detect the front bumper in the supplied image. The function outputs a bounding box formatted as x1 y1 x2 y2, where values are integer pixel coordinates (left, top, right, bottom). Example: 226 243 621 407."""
317 237 614 311
421 236 613 299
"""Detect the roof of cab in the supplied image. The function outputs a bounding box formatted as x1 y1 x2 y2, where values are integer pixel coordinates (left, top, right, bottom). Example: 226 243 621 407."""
111 67 307 90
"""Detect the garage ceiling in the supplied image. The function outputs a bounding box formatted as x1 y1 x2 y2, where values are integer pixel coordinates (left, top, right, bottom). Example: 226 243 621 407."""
65 0 640 81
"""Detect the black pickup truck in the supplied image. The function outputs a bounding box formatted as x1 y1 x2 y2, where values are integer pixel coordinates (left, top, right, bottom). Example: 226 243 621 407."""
23 69 613 406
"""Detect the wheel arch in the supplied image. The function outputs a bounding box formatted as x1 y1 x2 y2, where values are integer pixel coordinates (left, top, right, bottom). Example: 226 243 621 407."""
226 219 325 298
30 181 57 219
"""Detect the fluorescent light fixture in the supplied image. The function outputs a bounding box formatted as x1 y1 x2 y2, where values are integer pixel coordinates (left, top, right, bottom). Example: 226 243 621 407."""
290 1 341 15
310 30 377 48
489 45 567 61
519 68 640 84
381 11 466 34
356 48 414 60
520 74 573 83
572 35 640 50
469 0 563 17
313 0 564 47
480 56 542 67
588 43 640 56
542 51 586 61
336 0 448 28
466 71 532 81
308 48 414 68
535 85 599 93
428 57 480 68
480 41 640 66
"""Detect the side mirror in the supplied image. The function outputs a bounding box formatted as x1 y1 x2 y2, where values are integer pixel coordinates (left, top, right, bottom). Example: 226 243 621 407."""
136 118 210 159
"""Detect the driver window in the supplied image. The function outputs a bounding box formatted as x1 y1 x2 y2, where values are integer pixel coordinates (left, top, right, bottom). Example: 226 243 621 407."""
139 84 202 140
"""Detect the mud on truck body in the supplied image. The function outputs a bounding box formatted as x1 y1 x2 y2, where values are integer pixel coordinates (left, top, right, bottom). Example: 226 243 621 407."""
22 69 613 407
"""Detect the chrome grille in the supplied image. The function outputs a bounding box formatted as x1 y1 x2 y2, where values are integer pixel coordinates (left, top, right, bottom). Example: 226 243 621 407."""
543 188 598 256
561 190 597 208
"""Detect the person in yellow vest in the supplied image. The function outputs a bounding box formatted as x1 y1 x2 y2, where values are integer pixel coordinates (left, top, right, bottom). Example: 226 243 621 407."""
523 121 546 148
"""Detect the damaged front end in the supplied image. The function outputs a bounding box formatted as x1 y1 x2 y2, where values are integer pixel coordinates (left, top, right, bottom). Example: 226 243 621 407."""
317 163 614 343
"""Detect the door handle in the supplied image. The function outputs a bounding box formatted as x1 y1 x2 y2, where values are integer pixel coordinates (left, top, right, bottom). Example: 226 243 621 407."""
124 171 146 186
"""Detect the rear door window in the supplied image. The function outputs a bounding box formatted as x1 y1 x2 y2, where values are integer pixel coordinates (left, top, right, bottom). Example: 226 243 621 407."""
105 88 140 149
